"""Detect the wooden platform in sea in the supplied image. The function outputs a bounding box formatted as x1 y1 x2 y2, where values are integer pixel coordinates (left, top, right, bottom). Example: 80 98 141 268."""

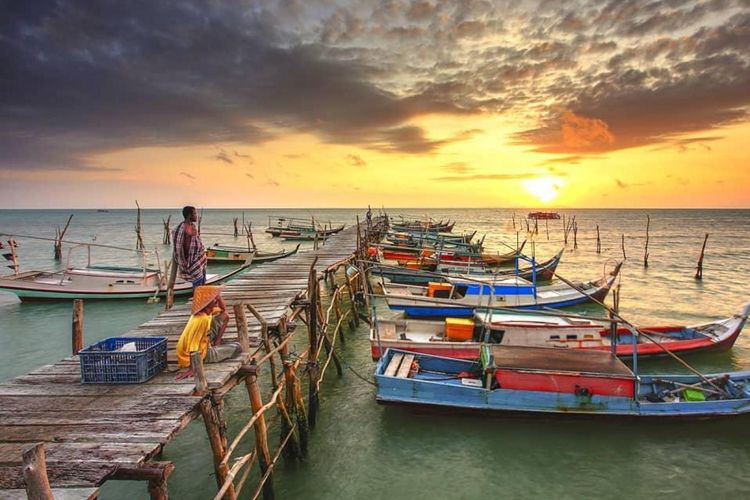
0 215 386 499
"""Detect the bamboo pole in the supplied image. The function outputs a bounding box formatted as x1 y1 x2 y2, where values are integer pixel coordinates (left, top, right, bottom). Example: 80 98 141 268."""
572 221 578 249
280 323 308 455
596 224 601 254
233 218 239 237
72 299 83 355
245 372 274 500
22 443 53 500
695 233 709 279
644 215 650 268
621 234 626 260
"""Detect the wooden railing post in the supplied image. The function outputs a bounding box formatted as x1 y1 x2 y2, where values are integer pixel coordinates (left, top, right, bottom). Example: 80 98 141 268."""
199 398 236 499
245 371 274 500
72 299 84 355
233 303 250 353
22 443 53 500
190 351 208 396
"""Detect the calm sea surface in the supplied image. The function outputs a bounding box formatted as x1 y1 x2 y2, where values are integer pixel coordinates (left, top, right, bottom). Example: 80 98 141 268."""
1 208 749 499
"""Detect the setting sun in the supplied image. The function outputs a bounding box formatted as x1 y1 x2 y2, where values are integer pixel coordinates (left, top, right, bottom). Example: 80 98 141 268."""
523 177 563 204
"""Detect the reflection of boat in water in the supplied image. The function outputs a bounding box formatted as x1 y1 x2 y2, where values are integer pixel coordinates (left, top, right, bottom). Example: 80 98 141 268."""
0 263 251 301
206 243 300 264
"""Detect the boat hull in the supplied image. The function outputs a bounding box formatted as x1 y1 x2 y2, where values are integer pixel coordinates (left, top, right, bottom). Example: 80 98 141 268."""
375 349 750 419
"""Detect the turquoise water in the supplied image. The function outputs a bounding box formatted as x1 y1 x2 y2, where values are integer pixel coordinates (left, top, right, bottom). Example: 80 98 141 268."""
1 208 750 499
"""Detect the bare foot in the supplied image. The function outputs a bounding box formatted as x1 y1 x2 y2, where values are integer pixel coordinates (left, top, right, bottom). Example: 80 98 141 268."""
175 369 194 380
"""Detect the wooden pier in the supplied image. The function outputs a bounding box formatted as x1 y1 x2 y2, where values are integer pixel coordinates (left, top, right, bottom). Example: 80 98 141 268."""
0 216 386 499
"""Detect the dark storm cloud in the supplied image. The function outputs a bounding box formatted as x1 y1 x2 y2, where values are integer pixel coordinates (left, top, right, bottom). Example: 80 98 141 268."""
0 0 467 171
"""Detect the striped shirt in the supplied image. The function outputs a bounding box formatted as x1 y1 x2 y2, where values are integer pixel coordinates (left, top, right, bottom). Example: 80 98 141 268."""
174 221 206 281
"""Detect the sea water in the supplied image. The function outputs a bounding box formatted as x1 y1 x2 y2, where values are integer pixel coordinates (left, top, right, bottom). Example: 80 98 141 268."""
1 208 749 499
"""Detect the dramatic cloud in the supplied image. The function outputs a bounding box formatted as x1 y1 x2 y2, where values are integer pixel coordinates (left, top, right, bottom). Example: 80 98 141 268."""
1 0 748 171
432 173 543 182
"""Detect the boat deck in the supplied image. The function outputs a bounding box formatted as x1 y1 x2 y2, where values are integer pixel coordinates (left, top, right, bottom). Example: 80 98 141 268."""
486 345 635 378
0 220 374 497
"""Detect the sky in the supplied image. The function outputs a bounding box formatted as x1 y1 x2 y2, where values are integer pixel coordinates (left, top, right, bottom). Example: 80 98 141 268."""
1 0 749 209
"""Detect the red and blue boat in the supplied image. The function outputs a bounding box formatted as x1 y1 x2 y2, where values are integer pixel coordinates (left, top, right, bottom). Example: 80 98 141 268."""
375 346 750 418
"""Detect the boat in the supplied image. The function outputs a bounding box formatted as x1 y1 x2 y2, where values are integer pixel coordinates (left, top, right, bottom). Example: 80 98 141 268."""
385 231 477 245
265 216 345 237
390 217 455 233
0 262 251 301
375 346 750 418
369 303 750 360
381 263 621 318
528 212 560 220
206 243 300 264
379 241 525 266
372 249 563 285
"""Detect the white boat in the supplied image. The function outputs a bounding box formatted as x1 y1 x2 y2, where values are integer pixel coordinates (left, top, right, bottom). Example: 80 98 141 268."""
0 263 250 301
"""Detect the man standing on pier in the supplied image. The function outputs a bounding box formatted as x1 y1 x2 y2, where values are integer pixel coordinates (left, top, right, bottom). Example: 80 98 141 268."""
174 206 207 287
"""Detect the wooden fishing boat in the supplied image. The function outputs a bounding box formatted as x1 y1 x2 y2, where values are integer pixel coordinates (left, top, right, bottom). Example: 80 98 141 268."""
390 217 455 233
375 346 750 418
206 243 300 264
372 249 563 285
265 216 345 237
382 263 621 318
369 303 750 360
0 262 251 301
528 212 560 220
278 228 343 241
385 230 477 245
379 241 525 266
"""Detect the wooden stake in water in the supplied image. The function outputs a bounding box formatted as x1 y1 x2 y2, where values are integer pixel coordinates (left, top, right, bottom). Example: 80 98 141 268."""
596 224 601 254
54 214 73 260
162 215 172 245
135 200 145 251
621 234 626 260
695 233 709 280
644 215 650 268
233 217 239 237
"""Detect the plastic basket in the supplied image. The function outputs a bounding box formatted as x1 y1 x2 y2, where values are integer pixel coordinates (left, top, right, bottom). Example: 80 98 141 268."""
79 336 167 384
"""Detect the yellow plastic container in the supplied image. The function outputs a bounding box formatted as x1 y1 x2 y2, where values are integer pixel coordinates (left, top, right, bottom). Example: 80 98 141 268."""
445 318 474 341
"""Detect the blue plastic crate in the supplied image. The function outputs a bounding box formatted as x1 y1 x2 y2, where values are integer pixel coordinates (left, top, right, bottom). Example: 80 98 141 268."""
79 336 167 384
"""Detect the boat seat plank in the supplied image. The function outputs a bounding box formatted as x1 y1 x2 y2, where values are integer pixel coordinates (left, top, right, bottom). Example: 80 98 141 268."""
384 353 404 377
396 354 415 378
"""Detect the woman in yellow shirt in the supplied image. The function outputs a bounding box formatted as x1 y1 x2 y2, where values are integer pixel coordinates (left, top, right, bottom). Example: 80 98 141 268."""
176 286 240 374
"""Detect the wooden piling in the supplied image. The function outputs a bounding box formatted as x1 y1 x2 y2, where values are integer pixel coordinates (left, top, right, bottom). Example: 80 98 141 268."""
199 398 236 499
190 351 208 396
135 200 145 251
165 256 177 310
233 217 239 237
4 238 20 275
572 221 578 249
233 304 250 353
162 215 172 245
280 323 308 456
53 214 73 260
72 299 83 355
644 215 650 268
596 224 601 254
22 443 53 500
245 372 274 500
695 233 709 280
621 234 626 260
307 262 321 428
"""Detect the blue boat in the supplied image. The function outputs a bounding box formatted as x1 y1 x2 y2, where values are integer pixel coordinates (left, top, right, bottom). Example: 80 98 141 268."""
382 263 621 318
375 346 750 418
